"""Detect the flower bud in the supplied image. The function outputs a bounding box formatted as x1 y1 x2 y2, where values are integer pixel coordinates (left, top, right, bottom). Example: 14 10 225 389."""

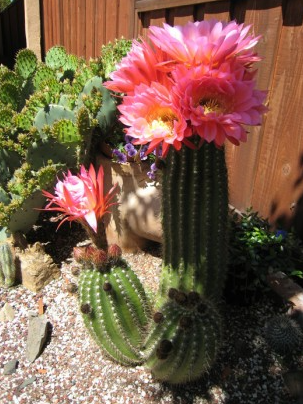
107 244 122 260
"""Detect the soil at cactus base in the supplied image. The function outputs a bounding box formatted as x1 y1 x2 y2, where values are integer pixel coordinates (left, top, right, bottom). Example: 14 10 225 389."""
1 211 302 404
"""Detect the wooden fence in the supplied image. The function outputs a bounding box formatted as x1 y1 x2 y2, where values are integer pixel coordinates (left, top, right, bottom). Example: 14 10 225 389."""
12 0 303 235
0 0 26 68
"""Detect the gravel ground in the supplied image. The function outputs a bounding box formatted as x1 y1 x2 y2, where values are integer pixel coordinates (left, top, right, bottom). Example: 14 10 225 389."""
1 214 302 404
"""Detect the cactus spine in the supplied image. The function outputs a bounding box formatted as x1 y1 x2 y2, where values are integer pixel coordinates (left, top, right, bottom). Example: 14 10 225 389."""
264 315 303 355
0 242 16 288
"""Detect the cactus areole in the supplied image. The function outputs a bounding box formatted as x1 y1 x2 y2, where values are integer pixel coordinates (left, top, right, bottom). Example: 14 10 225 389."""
78 19 268 384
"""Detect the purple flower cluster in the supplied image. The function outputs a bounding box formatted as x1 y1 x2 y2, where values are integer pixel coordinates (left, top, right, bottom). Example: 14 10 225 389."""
113 137 161 181
112 149 127 163
124 143 137 158
147 162 158 180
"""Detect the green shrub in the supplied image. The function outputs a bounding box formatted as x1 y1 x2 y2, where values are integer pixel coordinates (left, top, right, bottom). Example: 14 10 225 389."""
226 208 303 303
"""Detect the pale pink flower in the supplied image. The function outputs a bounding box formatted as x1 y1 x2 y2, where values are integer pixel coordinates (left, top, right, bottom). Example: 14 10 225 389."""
42 164 118 233
172 65 267 146
149 20 261 68
118 82 191 156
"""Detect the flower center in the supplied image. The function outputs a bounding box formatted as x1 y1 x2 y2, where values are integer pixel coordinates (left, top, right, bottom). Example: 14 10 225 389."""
149 109 176 137
199 97 224 115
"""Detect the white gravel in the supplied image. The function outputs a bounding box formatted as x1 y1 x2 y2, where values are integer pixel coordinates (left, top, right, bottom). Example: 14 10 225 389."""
0 247 301 404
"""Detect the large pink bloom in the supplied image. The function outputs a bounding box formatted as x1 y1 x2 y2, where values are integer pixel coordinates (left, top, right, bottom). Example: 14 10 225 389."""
172 65 267 146
118 82 191 156
104 39 170 96
42 164 118 233
105 20 267 153
149 20 261 68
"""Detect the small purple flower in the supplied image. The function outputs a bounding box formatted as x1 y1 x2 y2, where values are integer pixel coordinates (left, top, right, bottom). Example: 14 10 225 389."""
140 145 148 161
275 229 288 239
124 143 137 158
150 163 158 172
113 149 127 163
147 171 156 180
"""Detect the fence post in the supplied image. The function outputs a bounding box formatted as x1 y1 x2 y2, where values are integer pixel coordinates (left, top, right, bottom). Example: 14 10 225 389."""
24 0 41 59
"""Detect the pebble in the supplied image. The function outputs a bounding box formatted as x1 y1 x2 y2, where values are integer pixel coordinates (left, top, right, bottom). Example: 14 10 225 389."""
0 252 301 404
3 359 18 375
0 302 15 322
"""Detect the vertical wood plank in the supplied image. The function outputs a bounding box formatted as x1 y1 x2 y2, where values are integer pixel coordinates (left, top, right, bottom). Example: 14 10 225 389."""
62 0 71 53
167 5 194 26
53 0 61 45
70 0 78 54
118 0 135 39
77 0 86 57
203 0 230 21
85 0 95 58
105 0 118 43
95 0 106 56
251 0 303 231
138 8 167 39
226 0 283 213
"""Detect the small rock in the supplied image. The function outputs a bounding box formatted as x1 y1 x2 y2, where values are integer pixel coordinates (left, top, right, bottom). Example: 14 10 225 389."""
25 313 48 362
17 242 61 292
66 282 78 294
17 376 37 391
3 359 18 375
71 266 80 276
0 303 15 322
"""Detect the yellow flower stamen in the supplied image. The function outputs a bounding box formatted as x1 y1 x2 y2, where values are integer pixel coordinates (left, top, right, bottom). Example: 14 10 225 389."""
199 98 224 115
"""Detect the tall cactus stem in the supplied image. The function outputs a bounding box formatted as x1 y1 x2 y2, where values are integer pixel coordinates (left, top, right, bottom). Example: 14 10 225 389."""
158 141 229 305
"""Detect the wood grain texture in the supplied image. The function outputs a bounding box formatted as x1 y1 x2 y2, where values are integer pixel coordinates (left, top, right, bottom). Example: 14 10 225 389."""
105 0 119 43
226 0 283 213
85 0 96 59
251 0 303 232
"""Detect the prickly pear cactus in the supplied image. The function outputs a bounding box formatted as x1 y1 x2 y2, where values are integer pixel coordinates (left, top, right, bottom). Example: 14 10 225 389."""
0 42 123 239
0 242 16 288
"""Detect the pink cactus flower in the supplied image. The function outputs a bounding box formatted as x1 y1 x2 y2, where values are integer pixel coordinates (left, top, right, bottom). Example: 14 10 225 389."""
148 20 261 68
104 39 170 96
172 64 268 146
118 82 192 156
42 164 118 233
105 19 267 154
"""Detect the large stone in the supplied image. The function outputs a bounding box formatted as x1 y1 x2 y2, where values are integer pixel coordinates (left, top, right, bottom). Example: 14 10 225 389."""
25 312 48 362
17 242 61 292
0 303 15 322
99 154 162 252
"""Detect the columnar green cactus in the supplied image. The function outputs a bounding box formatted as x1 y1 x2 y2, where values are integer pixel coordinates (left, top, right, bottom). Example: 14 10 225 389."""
0 242 16 288
79 258 151 365
141 142 228 383
157 141 229 305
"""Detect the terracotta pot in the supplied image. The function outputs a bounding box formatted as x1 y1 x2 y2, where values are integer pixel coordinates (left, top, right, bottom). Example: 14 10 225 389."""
97 153 162 252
